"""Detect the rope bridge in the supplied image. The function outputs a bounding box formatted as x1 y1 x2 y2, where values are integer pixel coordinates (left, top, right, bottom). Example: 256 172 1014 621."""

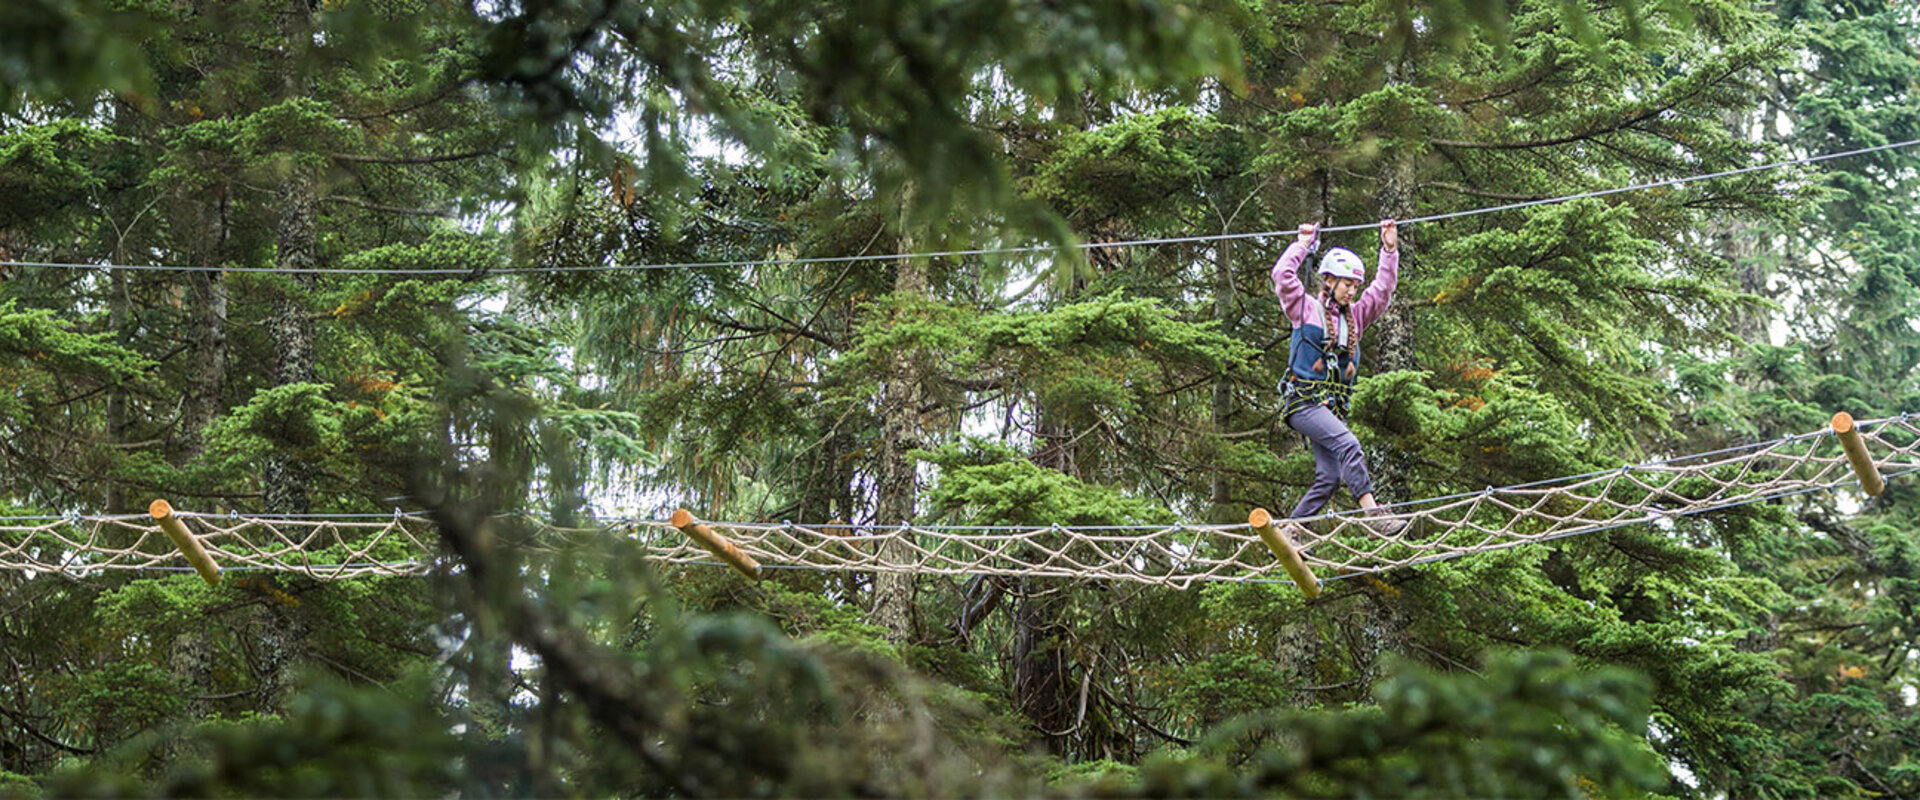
2 414 1913 590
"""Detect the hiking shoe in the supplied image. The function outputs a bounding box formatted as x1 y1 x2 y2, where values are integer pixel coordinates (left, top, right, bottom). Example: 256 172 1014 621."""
1364 514 1408 537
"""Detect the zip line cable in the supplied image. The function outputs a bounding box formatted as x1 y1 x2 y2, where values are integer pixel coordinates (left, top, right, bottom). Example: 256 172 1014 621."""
4 138 1918 276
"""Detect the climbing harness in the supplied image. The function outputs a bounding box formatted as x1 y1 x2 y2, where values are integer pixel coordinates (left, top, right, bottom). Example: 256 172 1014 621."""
1280 373 1354 421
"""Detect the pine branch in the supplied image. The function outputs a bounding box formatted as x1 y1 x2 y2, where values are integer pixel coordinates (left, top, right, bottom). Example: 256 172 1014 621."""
320 196 457 218
700 312 844 349
329 148 497 165
1420 181 1549 202
0 701 97 755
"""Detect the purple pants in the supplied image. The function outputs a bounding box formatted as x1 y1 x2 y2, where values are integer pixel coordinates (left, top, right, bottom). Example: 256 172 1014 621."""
1286 404 1374 518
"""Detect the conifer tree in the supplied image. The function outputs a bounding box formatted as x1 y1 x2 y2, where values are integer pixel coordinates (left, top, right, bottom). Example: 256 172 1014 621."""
1 1 1915 797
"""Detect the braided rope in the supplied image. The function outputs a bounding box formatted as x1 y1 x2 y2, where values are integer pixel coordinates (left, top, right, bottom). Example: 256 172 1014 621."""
3 417 1914 586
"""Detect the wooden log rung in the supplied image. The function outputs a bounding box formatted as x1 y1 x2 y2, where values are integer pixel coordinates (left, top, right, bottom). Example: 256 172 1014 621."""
1249 507 1320 598
149 500 223 586
670 509 763 580
1833 412 1886 497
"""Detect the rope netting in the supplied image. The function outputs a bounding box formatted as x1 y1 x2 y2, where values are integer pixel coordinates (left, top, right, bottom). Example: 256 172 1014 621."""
0 514 437 579
2 416 1915 587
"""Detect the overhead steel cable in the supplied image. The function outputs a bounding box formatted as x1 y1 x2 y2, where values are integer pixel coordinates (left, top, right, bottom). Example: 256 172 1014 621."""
4 138 1918 276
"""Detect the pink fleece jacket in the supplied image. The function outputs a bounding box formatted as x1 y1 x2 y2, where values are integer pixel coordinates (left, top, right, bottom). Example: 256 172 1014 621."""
1271 241 1400 339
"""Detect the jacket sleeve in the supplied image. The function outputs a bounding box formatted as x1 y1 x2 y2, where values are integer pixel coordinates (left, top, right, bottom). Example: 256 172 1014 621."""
1353 245 1400 330
1271 241 1312 326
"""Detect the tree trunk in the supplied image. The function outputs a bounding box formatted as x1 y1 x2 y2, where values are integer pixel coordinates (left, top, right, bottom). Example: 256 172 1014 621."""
265 175 318 515
1015 416 1077 755
1209 237 1236 522
170 629 218 718
179 188 229 463
1368 151 1418 377
1012 229 1095 752
1013 577 1073 754
105 269 130 514
1715 109 1769 346
541 422 582 528
257 139 316 718
871 199 924 642
1329 48 1423 702
251 0 319 714
1365 57 1422 508
951 574 1005 641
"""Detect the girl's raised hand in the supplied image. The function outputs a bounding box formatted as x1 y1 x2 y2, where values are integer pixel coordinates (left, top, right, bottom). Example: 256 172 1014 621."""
1297 223 1318 246
1380 219 1398 251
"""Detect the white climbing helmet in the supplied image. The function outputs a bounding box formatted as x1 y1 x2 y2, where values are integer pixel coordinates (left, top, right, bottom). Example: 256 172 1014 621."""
1317 247 1365 283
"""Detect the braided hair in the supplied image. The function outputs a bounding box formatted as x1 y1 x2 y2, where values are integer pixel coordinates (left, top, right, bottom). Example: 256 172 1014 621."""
1314 279 1360 383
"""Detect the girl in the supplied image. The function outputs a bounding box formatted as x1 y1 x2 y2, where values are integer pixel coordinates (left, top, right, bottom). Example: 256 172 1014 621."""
1271 219 1401 528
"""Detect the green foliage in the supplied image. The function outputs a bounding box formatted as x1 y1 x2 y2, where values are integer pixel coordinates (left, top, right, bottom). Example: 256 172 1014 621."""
0 770 39 800
475 0 1245 232
0 300 151 481
837 292 1252 433
44 673 463 799
0 0 154 111
1164 653 1291 726
93 575 221 637
1026 108 1237 230
2 0 1917 797
1418 200 1752 450
48 662 183 743
1104 650 1668 798
1352 368 1610 488
921 439 1173 526
0 120 120 233
0 300 149 378
214 383 342 451
199 380 438 504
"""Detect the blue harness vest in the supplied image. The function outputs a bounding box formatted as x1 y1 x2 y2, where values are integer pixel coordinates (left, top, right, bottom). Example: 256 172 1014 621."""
1280 301 1359 420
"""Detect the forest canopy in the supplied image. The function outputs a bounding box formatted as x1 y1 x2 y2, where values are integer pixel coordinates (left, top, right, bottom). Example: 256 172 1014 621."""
1 0 1916 797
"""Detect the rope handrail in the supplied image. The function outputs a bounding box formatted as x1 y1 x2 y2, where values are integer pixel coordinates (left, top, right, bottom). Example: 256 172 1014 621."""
1 416 1913 587
3 139 1916 276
